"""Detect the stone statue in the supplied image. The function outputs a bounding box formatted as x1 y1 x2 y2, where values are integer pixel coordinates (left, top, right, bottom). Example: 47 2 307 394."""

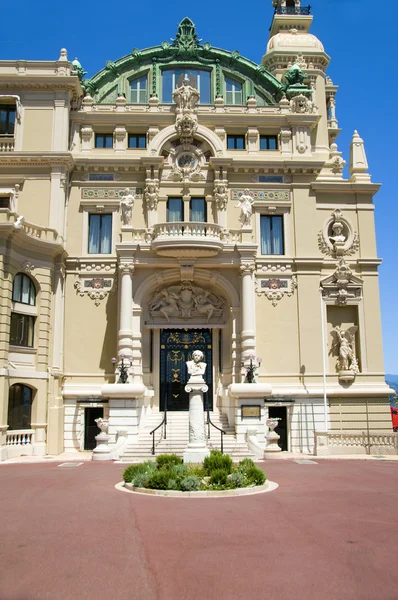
330 220 346 244
214 180 228 211
120 188 135 226
331 326 359 374
173 75 200 145
149 288 180 322
235 189 254 227
149 283 225 322
95 418 109 434
144 180 159 211
186 350 207 379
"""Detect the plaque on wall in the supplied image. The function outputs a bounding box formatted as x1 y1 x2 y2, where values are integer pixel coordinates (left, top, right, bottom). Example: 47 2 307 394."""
241 405 261 419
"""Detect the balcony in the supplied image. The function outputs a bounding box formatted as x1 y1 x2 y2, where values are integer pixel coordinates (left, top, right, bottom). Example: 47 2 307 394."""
151 222 225 258
0 137 15 152
274 6 311 15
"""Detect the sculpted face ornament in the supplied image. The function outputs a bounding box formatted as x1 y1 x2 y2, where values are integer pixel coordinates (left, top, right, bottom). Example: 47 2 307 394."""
186 350 207 378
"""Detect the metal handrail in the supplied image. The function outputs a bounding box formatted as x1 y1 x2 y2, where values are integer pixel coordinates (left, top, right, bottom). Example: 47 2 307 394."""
205 390 226 454
150 389 168 455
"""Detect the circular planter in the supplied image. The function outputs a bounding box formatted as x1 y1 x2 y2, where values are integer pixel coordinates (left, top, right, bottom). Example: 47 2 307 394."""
115 480 278 498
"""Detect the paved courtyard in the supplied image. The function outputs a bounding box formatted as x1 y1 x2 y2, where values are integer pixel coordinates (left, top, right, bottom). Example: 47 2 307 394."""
0 460 397 600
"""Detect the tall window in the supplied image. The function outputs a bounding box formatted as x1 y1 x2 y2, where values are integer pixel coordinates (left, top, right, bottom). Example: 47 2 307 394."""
225 77 243 105
190 198 206 222
10 313 35 347
95 134 113 149
260 135 278 150
8 384 32 430
227 135 245 150
0 105 16 135
88 214 112 254
260 215 284 255
12 273 36 306
162 69 211 104
130 75 147 104
167 198 184 222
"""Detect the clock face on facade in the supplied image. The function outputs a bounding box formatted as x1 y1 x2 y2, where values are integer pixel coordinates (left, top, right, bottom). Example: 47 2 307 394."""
177 153 197 170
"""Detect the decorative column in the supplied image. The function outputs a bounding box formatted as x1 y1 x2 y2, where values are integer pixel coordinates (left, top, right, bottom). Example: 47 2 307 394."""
239 262 256 368
117 262 135 372
183 351 210 464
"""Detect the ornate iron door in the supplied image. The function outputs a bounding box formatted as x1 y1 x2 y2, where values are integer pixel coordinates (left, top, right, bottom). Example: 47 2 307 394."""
160 329 213 411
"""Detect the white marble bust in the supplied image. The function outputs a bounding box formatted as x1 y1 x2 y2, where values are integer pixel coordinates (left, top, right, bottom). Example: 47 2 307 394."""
186 350 207 381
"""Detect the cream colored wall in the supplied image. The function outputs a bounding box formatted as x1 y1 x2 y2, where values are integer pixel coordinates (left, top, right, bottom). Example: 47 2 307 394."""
63 277 117 375
18 178 51 226
22 109 54 151
292 187 318 256
329 398 391 431
361 276 386 373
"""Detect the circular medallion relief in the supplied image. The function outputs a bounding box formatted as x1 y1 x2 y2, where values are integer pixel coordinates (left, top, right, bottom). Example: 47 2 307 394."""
177 153 197 170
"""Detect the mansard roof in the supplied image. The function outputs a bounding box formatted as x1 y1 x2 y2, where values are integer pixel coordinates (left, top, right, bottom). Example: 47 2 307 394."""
84 17 284 104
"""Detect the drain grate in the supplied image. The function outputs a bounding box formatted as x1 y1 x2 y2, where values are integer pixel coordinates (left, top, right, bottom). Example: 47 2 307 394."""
294 460 318 465
57 463 83 468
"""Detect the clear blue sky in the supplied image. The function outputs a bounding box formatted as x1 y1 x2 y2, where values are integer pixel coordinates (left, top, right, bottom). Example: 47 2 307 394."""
2 0 397 372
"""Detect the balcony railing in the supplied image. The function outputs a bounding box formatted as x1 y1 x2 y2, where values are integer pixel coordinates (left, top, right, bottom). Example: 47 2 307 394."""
274 6 311 15
6 429 34 446
153 222 223 241
0 137 15 152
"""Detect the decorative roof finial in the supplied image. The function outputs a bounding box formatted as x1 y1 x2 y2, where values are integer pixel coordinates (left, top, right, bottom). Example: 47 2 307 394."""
349 131 371 183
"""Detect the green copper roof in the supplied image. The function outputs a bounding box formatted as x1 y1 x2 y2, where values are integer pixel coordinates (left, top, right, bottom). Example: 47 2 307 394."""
84 17 284 104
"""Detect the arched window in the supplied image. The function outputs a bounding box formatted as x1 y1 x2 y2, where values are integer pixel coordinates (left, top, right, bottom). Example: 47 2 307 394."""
130 75 148 104
12 273 36 305
162 69 211 104
225 77 243 105
8 384 33 430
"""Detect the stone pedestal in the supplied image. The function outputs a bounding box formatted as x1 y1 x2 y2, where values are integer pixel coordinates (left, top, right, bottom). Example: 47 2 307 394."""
183 379 210 464
338 370 356 383
264 418 282 458
92 432 111 461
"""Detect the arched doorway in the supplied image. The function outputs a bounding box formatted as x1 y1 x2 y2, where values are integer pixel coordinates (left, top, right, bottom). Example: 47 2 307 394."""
8 384 33 430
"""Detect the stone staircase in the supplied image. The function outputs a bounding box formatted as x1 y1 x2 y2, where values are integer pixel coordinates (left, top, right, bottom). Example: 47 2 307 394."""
120 410 255 463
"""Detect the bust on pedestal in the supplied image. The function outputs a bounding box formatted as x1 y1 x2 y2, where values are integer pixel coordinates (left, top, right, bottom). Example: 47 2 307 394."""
183 350 210 464
92 418 111 461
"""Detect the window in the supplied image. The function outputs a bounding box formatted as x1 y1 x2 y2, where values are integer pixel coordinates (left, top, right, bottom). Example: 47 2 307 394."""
128 134 147 149
88 214 112 254
10 313 35 347
0 105 16 136
95 134 113 149
0 197 10 208
12 273 36 306
8 384 33 430
227 135 245 150
260 135 278 151
167 198 184 222
162 69 211 104
190 198 206 222
225 77 243 105
260 215 284 255
130 75 148 104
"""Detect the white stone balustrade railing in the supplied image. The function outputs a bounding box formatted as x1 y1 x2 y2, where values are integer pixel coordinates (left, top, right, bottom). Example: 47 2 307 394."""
0 137 15 152
6 430 35 446
0 212 63 244
152 222 223 240
315 431 398 456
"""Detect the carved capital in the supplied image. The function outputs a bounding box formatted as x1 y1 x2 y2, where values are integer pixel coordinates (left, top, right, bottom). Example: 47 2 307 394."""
240 263 256 274
118 262 135 275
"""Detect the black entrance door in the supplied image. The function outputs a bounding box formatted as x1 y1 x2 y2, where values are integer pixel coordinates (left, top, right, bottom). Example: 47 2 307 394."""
160 329 213 411
268 406 288 451
84 407 103 450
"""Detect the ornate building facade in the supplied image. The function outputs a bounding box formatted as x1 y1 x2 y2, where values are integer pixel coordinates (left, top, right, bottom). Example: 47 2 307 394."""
0 1 394 461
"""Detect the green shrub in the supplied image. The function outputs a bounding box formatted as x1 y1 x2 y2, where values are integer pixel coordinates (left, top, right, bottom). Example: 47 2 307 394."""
203 450 232 475
210 468 229 486
245 466 266 486
229 471 245 488
123 463 148 483
170 463 189 478
146 469 173 490
132 473 150 488
180 476 201 492
156 454 183 469
238 458 256 471
167 478 178 490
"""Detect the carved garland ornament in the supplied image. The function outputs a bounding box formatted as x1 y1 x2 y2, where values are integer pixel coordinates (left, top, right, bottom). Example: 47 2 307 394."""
74 276 116 306
255 276 297 306
321 258 362 305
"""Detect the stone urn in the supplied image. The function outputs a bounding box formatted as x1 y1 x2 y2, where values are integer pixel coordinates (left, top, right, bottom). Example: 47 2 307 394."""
92 418 111 461
264 417 282 455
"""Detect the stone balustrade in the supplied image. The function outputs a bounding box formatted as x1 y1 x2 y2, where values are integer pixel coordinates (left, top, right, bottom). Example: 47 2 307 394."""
0 212 63 245
153 221 223 240
6 429 35 446
315 430 398 456
0 137 15 152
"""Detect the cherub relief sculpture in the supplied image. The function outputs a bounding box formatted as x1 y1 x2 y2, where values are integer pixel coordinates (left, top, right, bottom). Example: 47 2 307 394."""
235 189 254 227
120 188 135 226
149 284 224 322
331 326 359 375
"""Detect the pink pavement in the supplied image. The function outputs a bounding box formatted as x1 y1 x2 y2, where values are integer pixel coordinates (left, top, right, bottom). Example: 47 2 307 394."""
0 460 397 600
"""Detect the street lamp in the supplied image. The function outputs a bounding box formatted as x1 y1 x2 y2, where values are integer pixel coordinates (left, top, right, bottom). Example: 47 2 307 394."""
242 354 262 383
112 354 132 384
